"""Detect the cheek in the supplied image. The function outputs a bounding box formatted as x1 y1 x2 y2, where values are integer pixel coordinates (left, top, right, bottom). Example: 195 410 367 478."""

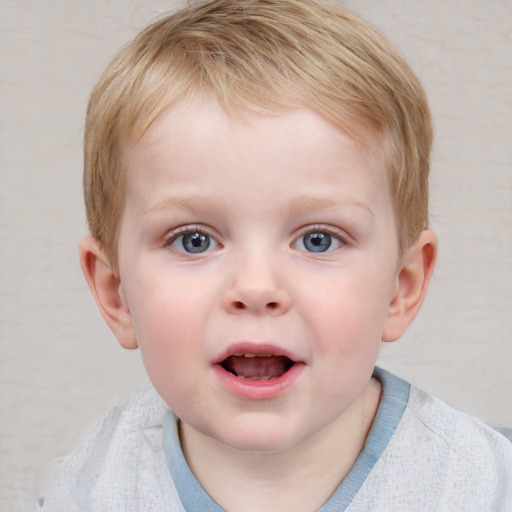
127 267 208 341
126 281 208 392
301 268 394 354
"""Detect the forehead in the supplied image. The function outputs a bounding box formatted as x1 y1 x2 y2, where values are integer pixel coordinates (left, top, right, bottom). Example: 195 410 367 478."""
121 98 390 213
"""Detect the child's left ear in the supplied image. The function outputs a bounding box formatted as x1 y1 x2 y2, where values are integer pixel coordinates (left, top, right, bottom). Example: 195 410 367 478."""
382 229 437 342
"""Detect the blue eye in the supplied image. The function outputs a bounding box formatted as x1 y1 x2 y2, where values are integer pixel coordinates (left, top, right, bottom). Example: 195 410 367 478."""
171 231 216 253
303 232 332 252
294 230 343 253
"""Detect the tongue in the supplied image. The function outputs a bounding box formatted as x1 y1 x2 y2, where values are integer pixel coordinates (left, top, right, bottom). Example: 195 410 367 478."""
223 355 293 380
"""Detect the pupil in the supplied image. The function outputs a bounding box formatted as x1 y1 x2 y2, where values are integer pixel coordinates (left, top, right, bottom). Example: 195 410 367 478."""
304 232 331 252
183 232 210 253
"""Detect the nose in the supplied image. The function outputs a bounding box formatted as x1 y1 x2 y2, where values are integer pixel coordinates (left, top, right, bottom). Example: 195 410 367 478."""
223 253 291 316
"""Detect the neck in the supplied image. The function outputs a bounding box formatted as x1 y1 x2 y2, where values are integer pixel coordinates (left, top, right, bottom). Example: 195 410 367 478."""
180 378 381 512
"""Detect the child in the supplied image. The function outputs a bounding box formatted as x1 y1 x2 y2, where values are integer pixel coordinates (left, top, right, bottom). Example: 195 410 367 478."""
39 0 512 510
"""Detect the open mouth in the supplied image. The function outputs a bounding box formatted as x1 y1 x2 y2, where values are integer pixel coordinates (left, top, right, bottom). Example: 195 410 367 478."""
220 354 295 380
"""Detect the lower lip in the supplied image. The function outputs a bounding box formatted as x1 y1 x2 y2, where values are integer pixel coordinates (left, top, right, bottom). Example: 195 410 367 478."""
212 363 305 400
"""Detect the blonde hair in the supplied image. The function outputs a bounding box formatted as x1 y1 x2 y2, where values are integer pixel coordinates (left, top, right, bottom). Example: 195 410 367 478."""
84 0 432 266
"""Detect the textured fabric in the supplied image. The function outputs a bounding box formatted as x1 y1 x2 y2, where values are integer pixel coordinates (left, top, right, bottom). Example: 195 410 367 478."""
38 370 512 511
346 385 512 511
37 389 185 512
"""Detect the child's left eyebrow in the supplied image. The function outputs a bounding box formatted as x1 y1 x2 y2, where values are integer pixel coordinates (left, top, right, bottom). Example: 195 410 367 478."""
283 195 375 219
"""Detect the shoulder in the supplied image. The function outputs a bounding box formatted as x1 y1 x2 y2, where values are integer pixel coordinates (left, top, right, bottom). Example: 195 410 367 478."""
375 384 512 510
37 388 183 512
350 372 512 511
406 385 512 468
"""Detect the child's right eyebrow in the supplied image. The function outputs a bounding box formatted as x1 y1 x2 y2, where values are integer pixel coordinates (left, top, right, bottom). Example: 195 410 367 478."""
143 195 212 215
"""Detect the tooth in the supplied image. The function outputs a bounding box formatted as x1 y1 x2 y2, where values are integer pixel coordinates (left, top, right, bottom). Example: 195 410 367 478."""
244 354 256 358
257 353 272 357
237 375 273 380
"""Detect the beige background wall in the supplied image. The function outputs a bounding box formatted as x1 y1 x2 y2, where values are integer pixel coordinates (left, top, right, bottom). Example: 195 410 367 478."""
1 1 511 509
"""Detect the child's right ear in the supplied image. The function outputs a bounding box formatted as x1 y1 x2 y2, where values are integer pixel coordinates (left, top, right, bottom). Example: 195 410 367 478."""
79 237 138 350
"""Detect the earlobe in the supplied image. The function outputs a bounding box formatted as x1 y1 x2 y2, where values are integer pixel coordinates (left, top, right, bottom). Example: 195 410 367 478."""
382 230 437 342
79 237 138 349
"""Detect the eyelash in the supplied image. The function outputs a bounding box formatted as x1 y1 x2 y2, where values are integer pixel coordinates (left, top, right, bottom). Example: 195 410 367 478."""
293 226 347 254
163 226 221 255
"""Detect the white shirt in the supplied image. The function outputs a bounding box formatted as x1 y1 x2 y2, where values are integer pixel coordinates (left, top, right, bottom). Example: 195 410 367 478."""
38 369 512 511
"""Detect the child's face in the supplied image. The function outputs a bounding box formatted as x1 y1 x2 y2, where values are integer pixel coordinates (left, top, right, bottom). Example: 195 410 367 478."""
116 100 402 453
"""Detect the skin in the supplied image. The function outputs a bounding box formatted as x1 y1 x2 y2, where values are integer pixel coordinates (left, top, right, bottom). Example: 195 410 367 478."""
81 99 436 512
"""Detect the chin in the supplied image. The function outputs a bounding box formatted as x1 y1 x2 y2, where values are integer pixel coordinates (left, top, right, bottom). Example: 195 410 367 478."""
211 419 306 455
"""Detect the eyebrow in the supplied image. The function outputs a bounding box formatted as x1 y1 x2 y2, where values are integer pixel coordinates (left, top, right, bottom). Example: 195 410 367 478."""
144 194 375 219
283 195 375 219
144 195 212 215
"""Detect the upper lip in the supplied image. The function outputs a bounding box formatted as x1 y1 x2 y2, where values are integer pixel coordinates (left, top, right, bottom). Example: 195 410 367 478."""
213 341 302 365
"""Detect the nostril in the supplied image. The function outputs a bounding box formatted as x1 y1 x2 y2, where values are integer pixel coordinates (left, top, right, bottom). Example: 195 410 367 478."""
266 302 278 310
234 301 246 310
